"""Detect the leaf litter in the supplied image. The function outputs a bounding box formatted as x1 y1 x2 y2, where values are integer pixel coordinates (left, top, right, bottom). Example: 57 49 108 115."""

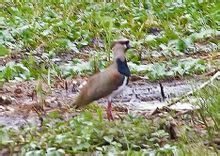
0 75 205 129
0 2 219 154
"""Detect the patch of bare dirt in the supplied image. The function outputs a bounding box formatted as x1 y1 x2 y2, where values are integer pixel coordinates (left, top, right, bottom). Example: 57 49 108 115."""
0 77 205 129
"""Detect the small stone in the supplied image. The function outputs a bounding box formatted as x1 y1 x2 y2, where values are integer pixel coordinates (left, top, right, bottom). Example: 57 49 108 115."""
0 96 12 105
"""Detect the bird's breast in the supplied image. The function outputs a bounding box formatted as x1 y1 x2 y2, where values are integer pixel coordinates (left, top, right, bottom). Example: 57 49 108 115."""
108 76 128 100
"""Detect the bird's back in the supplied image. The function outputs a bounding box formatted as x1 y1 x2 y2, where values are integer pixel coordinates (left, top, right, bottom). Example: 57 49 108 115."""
73 64 124 108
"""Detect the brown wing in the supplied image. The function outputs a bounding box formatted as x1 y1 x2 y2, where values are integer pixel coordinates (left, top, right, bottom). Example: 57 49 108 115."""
86 66 124 101
73 65 124 108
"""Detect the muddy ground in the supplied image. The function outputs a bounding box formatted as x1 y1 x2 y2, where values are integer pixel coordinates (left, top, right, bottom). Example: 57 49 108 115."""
0 76 204 129
0 40 218 129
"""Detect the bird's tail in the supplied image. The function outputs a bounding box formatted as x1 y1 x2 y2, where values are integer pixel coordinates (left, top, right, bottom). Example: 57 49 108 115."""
71 95 81 109
71 93 91 109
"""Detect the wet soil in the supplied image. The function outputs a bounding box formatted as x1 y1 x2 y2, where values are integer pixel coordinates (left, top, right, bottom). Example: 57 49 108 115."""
0 77 204 129
0 38 218 129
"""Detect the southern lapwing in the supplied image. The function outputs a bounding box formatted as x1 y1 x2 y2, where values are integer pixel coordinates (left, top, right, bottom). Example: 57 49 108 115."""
72 39 131 120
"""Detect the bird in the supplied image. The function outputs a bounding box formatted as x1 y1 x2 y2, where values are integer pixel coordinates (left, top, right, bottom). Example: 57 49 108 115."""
72 38 131 121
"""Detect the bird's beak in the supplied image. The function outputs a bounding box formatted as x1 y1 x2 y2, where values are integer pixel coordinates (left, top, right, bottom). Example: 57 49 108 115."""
126 42 132 50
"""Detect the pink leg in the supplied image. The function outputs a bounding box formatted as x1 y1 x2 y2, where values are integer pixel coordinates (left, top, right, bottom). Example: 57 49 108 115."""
106 101 114 121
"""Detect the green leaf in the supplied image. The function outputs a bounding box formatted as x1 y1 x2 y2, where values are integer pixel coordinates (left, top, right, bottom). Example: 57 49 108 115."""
104 136 113 143
0 45 9 56
48 110 62 119
177 39 187 52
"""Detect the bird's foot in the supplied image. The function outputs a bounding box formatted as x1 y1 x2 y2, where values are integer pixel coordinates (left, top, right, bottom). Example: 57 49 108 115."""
106 102 114 121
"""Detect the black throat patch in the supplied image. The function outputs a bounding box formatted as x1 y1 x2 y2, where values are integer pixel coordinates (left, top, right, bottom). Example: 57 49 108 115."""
116 58 131 84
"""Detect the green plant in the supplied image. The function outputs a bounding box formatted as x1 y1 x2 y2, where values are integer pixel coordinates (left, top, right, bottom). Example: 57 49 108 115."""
196 82 220 134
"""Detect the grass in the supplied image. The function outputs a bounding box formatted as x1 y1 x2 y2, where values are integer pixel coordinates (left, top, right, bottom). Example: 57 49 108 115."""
0 81 220 155
0 1 219 155
1 85 220 155
0 111 172 155
0 1 219 81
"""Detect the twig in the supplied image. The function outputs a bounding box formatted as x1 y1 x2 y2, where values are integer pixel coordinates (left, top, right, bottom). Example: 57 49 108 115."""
159 83 166 100
130 75 149 81
167 71 220 107
174 110 193 118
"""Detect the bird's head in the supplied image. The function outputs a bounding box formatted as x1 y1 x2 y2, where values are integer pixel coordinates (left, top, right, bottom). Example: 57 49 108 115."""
111 38 131 51
111 38 131 61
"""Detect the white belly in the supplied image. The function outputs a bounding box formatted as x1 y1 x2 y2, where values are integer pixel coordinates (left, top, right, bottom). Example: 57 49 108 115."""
108 76 128 101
